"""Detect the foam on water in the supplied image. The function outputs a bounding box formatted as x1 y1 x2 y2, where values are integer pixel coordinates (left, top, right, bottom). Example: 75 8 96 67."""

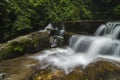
33 22 120 74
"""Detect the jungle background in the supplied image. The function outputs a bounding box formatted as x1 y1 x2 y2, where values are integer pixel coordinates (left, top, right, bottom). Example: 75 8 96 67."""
0 0 120 43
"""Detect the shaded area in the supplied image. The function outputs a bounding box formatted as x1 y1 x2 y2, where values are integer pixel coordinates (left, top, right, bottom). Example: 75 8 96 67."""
0 55 38 80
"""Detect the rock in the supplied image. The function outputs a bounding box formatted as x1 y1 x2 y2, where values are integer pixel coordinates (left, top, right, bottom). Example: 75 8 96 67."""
0 55 38 80
33 69 64 80
37 76 44 80
0 73 6 80
34 61 120 80
0 32 50 60
63 61 120 80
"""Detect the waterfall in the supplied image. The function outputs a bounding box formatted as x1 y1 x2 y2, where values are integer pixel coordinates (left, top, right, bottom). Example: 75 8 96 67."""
95 22 120 39
94 24 107 36
33 22 120 74
111 26 120 39
60 25 65 37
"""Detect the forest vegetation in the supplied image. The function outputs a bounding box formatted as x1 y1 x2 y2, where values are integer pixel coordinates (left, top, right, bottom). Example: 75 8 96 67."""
0 0 120 43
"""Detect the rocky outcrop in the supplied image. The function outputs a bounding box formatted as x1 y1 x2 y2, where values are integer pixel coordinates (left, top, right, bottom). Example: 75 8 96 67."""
0 32 49 60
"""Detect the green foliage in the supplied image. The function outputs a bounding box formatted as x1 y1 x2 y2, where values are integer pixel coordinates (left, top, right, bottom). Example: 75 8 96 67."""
0 0 13 42
86 0 120 19
6 0 34 32
114 5 120 14
13 16 32 34
30 0 92 22
113 5 120 19
0 0 120 43
43 0 79 22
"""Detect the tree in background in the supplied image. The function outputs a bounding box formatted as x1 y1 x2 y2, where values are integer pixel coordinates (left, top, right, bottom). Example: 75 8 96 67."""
30 0 92 23
85 0 120 20
113 5 120 20
0 0 16 42
6 0 34 34
0 0 120 43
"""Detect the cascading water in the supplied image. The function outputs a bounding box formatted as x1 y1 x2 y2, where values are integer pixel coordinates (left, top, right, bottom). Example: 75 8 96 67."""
33 22 120 74
95 22 120 39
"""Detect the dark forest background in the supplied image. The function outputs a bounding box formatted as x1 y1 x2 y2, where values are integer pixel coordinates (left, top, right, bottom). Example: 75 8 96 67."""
0 0 120 43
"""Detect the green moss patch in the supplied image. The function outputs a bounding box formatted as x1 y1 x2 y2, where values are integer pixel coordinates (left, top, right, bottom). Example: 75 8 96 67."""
0 32 49 60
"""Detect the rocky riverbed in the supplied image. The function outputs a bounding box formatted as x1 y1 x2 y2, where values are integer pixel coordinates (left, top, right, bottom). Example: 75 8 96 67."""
0 53 120 80
33 61 120 80
0 54 38 80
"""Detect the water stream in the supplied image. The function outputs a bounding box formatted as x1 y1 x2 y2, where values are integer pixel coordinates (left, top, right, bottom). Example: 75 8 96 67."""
33 22 120 74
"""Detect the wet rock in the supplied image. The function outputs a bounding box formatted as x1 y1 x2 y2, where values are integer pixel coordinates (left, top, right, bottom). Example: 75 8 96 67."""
33 68 64 80
0 55 38 80
0 73 6 80
34 61 120 80
0 32 49 60
0 52 120 80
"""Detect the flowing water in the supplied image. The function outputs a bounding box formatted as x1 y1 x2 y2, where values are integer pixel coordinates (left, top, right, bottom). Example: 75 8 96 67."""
33 22 120 74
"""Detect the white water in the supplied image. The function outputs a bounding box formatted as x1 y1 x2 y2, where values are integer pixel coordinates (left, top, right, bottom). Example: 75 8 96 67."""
94 24 106 36
39 23 54 33
33 22 120 74
60 25 65 37
95 22 120 39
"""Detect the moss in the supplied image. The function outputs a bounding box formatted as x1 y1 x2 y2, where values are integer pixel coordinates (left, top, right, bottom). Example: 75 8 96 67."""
0 32 49 60
0 41 25 60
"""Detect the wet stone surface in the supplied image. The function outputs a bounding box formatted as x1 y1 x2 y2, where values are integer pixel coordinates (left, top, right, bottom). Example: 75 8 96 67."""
0 54 39 80
0 53 120 80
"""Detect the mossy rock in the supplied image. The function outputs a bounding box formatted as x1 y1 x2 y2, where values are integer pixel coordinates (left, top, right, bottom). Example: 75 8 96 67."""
0 32 49 60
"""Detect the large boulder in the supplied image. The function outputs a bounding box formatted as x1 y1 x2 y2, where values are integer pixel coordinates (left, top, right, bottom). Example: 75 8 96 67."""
0 32 50 60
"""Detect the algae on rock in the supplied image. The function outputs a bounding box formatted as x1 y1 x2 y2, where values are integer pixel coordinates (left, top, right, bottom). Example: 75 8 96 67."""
0 32 49 60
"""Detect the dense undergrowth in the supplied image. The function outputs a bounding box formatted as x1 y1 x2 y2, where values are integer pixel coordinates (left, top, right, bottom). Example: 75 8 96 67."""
0 0 120 43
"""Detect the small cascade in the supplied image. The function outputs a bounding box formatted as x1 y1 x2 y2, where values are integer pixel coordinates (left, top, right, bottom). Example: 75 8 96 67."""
33 22 120 74
94 24 107 36
111 26 120 39
95 22 120 39
69 35 94 53
60 24 65 37
114 44 120 56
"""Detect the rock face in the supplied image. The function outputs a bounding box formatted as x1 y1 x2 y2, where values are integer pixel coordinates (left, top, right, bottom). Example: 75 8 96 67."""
0 32 50 60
